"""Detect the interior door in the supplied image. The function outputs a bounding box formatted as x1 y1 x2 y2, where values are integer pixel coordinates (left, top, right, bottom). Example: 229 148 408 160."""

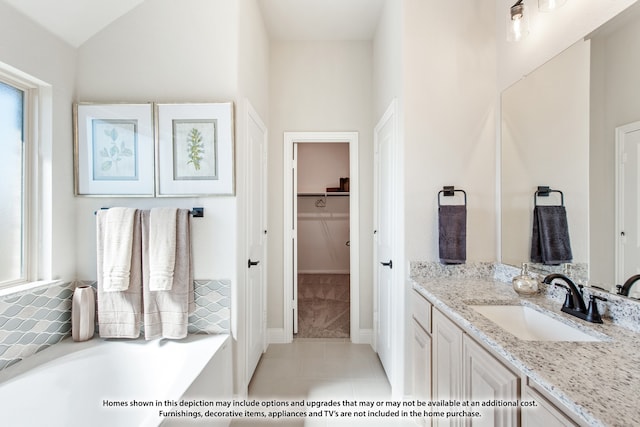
374 103 397 379
246 104 268 380
617 123 640 296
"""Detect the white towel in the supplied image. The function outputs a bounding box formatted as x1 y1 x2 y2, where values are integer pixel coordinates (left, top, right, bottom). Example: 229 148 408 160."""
142 209 193 340
96 210 142 338
99 207 137 292
149 207 178 291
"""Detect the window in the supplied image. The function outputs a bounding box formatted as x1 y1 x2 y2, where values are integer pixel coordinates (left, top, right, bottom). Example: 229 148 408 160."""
0 78 27 285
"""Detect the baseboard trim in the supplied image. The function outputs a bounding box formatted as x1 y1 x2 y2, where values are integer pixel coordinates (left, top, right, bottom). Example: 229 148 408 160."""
268 327 373 347
354 328 374 347
267 328 287 344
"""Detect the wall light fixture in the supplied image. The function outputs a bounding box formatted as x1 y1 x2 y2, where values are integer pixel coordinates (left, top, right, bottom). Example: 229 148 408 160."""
507 0 530 42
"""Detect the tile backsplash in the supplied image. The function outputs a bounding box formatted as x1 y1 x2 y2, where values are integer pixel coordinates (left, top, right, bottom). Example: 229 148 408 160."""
0 279 230 371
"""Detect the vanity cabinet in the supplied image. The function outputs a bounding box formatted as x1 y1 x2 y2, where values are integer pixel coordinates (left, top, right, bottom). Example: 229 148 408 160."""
431 308 519 427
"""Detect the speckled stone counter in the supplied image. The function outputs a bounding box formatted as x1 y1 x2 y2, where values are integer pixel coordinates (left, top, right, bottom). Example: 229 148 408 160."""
409 264 640 427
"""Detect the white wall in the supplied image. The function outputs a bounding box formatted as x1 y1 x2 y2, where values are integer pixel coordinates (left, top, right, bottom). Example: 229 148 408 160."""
403 0 497 263
501 41 590 267
373 0 403 121
74 0 240 282
297 143 349 193
0 1 77 282
590 7 640 284
268 41 374 332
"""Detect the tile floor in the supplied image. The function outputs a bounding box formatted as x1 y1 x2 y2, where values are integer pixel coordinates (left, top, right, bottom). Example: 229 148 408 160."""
231 338 417 426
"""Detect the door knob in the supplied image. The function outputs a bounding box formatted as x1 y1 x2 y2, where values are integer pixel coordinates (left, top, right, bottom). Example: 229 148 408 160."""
380 260 393 269
248 259 260 268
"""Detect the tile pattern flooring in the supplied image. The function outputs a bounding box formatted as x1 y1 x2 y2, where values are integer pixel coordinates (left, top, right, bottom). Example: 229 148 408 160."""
232 339 416 426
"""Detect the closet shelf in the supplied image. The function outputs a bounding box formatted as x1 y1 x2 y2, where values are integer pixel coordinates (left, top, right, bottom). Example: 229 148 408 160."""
297 192 350 196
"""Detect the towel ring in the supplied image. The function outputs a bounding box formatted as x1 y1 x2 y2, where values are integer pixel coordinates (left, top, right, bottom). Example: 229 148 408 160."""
438 186 467 207
534 186 564 207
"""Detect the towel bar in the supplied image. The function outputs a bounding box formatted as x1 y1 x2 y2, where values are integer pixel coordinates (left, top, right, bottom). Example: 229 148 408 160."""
438 186 467 207
534 186 564 206
94 207 205 217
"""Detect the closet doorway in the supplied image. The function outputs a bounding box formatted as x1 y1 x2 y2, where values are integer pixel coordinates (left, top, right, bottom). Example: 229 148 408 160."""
297 143 350 338
283 132 360 343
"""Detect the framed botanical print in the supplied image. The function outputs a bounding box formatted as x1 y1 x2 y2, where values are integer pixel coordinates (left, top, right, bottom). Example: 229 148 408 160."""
74 103 155 196
156 102 234 196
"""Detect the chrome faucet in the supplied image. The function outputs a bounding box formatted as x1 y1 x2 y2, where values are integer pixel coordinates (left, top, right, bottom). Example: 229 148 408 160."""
542 273 607 323
616 274 640 297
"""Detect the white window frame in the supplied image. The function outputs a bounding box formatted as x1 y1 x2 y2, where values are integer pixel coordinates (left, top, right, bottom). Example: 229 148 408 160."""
0 63 54 293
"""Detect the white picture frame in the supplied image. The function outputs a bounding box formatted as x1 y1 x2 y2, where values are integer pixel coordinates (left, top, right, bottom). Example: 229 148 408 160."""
74 103 155 196
156 103 234 196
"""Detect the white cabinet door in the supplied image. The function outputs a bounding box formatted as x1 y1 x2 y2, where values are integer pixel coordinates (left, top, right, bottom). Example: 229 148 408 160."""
412 318 432 403
522 385 577 427
432 309 463 427
463 335 519 427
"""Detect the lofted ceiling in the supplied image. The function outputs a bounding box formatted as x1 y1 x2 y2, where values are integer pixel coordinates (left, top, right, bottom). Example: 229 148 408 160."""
2 0 145 47
1 0 384 48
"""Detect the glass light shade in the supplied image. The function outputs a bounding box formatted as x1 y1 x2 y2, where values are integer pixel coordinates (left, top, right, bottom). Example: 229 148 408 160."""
507 3 530 42
538 0 567 12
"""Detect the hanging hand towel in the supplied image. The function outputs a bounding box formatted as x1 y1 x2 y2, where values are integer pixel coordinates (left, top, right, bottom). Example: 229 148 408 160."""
531 205 572 265
99 207 136 291
439 205 467 264
96 209 142 338
149 207 178 291
142 209 193 340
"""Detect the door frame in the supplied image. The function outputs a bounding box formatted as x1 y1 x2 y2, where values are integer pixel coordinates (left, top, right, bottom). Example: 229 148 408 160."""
615 120 640 284
283 131 360 343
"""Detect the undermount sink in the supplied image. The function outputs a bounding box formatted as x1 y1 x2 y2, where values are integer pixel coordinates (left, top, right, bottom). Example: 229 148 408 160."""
469 305 603 342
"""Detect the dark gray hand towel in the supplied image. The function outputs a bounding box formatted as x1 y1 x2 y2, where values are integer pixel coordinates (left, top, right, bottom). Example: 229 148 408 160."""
530 205 572 265
439 205 467 264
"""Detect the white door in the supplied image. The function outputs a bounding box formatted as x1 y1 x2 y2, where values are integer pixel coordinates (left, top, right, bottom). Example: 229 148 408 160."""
616 122 640 294
246 103 268 379
374 101 397 378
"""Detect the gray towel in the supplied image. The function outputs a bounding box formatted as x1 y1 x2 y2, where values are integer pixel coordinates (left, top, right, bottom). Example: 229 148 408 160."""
96 210 142 338
439 205 467 264
141 209 194 340
530 206 572 265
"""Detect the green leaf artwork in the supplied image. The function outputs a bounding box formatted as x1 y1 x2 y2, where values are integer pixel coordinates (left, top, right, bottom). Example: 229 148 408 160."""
101 127 133 172
186 128 205 171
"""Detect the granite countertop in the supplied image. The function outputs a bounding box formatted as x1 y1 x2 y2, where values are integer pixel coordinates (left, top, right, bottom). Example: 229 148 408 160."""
410 274 640 427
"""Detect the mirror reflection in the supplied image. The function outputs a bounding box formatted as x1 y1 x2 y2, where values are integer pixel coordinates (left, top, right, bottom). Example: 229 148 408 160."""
500 2 640 299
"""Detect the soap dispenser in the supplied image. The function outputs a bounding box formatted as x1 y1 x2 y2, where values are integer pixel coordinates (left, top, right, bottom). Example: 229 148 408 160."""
512 263 539 297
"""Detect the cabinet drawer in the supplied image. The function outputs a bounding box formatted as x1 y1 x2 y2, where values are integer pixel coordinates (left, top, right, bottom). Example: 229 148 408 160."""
411 290 432 332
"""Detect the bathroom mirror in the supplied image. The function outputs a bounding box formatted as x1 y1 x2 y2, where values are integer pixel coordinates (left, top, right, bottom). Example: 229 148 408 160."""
500 2 640 298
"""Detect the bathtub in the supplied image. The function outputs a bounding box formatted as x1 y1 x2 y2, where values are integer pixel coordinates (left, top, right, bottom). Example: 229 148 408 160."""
0 334 231 427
